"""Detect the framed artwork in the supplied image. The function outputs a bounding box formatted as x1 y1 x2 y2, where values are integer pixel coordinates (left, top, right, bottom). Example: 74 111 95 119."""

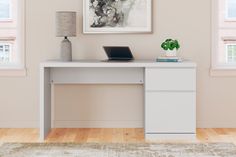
83 0 152 34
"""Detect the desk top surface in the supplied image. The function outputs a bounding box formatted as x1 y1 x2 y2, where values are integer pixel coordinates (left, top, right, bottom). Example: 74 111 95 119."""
40 59 197 68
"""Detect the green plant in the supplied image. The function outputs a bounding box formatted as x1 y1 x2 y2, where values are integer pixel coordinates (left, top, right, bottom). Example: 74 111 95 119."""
161 39 180 51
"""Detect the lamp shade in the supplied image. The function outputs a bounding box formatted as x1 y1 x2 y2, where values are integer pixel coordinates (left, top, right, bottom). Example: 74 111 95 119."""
56 11 76 37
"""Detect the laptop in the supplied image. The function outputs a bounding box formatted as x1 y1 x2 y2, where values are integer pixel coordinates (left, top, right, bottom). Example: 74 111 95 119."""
103 46 134 61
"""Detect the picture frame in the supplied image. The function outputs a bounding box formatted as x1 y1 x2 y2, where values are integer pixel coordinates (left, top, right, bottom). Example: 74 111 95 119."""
83 0 152 34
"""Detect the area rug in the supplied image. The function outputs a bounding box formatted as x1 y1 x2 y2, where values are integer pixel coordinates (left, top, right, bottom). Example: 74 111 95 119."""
0 143 236 157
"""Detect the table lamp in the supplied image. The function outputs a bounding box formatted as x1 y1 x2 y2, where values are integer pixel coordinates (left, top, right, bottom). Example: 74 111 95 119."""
56 11 76 61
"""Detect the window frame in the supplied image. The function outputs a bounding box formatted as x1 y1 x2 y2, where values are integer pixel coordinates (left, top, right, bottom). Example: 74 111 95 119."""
0 0 26 76
212 0 220 69
211 0 236 76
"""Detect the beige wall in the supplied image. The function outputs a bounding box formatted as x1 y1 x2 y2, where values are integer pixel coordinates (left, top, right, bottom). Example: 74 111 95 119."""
0 0 236 128
53 85 144 128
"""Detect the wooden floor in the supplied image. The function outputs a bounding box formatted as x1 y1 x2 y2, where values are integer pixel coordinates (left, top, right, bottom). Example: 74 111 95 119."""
0 128 236 144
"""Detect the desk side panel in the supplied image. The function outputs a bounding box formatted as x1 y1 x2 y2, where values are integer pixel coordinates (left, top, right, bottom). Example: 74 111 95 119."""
40 67 51 141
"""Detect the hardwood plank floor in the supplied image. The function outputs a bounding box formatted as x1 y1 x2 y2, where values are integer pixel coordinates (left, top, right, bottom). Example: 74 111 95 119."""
0 128 236 144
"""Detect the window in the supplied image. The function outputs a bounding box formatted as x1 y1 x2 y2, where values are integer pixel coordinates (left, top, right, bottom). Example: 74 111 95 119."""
212 0 236 70
0 0 11 21
0 0 25 75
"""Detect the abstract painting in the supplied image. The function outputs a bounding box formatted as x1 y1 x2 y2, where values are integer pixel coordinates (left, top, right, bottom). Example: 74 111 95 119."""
83 0 152 33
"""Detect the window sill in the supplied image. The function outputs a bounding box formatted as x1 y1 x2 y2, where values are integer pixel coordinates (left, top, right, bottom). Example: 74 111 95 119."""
0 68 27 77
0 19 13 23
210 68 236 77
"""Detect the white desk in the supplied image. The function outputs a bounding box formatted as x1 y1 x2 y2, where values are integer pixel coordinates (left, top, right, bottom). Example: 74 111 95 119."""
40 60 197 141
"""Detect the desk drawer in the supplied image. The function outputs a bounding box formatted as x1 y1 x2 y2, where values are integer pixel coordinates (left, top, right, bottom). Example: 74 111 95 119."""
145 68 196 91
145 92 196 133
51 67 144 84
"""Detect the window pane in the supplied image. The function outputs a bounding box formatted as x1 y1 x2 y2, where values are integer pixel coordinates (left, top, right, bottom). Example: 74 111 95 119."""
5 48 9 52
227 44 236 63
227 0 236 19
4 45 9 50
0 0 10 19
0 43 11 63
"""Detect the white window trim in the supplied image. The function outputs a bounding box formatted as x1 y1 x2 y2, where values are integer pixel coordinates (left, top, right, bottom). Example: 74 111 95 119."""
211 0 220 69
211 0 236 76
0 0 26 76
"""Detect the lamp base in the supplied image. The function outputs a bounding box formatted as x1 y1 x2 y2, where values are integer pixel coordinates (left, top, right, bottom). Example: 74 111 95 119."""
60 37 72 61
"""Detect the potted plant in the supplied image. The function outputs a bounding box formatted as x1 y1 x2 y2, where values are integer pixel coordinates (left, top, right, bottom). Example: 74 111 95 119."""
161 39 180 57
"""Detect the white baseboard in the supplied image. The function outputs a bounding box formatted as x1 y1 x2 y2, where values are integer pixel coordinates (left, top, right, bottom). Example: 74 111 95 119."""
0 121 38 128
1 120 236 129
197 121 236 128
53 120 143 128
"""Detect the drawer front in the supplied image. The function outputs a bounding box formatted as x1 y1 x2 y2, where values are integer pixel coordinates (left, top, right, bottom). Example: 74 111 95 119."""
145 68 196 91
145 92 196 133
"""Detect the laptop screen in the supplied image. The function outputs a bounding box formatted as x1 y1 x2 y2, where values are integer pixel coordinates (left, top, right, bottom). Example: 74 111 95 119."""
103 47 134 60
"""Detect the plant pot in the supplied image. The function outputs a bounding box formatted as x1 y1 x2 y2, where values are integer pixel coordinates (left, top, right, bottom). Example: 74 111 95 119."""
165 49 177 57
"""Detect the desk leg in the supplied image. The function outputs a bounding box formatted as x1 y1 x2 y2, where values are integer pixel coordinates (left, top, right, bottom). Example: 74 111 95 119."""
40 67 51 141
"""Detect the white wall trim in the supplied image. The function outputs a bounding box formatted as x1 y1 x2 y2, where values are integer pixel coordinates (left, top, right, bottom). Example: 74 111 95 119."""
0 120 236 129
0 121 38 128
53 120 143 128
197 121 236 128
